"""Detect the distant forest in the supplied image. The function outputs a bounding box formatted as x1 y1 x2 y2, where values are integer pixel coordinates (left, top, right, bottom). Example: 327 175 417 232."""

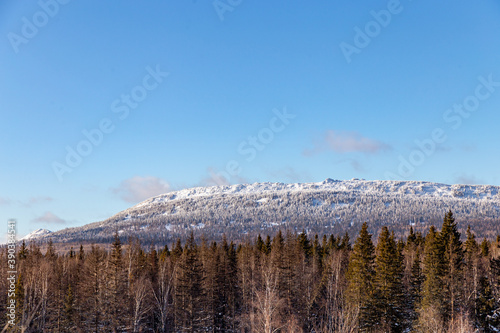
2 211 500 332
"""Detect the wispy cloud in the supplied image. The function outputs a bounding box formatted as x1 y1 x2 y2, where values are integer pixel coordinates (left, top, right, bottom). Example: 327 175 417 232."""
460 144 477 153
335 158 366 172
0 196 11 205
33 211 67 224
266 167 312 183
199 167 250 187
24 196 53 207
455 174 485 185
304 130 391 156
112 176 172 203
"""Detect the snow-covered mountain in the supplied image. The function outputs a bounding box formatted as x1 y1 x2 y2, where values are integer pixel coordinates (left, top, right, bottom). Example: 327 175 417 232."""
21 228 52 240
35 179 500 244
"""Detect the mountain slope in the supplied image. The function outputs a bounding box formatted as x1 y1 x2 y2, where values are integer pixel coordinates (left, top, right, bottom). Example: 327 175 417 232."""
21 228 52 240
40 179 500 244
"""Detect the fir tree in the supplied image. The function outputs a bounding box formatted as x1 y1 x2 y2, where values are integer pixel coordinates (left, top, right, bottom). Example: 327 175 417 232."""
18 240 28 260
108 233 128 331
78 244 84 261
256 234 265 254
298 230 312 259
374 227 405 332
407 226 417 247
408 250 423 327
346 222 376 331
172 238 183 259
264 235 272 255
439 210 464 322
420 226 445 323
481 238 490 257
340 232 351 251
63 284 75 330
175 232 206 332
464 225 480 319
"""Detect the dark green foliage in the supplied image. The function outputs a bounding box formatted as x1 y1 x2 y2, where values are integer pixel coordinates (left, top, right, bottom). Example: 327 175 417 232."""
439 210 464 321
408 250 423 324
346 222 376 331
340 231 351 251
5 214 499 332
374 227 405 332
63 284 75 330
481 238 490 257
175 233 207 332
421 226 445 314
298 230 312 258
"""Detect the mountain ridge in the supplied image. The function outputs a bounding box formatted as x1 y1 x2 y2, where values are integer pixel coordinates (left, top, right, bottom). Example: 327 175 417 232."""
30 179 500 244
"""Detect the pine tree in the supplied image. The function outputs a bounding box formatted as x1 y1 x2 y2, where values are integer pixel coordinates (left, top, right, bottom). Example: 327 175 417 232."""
407 226 417 247
82 245 107 332
45 240 57 260
346 222 376 331
108 233 128 331
175 232 206 332
408 250 423 327
373 227 405 332
481 238 490 258
476 275 495 332
340 232 351 251
464 225 480 319
439 210 464 322
264 235 272 255
488 257 500 331
420 226 445 328
19 240 28 260
78 244 84 261
15 273 24 326
256 234 265 254
298 230 312 259
172 238 183 260
63 284 75 330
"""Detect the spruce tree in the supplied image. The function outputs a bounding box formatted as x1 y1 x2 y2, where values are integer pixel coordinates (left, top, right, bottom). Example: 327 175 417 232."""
408 250 423 327
256 234 265 254
63 284 75 330
439 210 464 322
175 232 206 332
298 231 312 259
464 225 480 319
346 222 376 331
420 226 445 324
481 238 490 257
340 232 351 251
373 227 405 332
108 233 128 331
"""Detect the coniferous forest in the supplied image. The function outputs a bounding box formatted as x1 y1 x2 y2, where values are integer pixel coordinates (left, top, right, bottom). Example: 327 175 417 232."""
2 211 500 332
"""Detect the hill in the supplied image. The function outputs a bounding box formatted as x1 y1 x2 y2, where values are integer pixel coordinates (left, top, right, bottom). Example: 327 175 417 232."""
35 179 500 244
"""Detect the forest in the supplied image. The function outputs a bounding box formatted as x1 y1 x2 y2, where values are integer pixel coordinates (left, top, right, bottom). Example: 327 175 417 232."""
1 211 500 332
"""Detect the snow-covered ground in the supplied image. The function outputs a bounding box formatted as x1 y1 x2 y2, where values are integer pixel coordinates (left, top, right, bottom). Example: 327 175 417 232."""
28 179 500 243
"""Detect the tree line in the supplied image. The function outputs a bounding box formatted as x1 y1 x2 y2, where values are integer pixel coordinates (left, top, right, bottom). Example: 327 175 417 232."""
1 210 500 332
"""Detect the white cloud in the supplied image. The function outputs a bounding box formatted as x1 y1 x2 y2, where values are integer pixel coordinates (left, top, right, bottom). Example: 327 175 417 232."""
33 211 67 224
112 176 172 203
304 130 391 156
0 197 11 205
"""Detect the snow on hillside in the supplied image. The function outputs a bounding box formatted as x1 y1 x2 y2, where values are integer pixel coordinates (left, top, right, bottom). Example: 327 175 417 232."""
35 179 500 243
135 179 499 208
21 228 52 240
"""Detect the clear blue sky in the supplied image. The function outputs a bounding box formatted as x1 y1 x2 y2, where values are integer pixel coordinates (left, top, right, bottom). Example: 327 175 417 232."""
1 0 500 240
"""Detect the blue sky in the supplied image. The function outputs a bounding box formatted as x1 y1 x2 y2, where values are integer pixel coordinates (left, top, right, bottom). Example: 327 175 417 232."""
1 0 500 240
